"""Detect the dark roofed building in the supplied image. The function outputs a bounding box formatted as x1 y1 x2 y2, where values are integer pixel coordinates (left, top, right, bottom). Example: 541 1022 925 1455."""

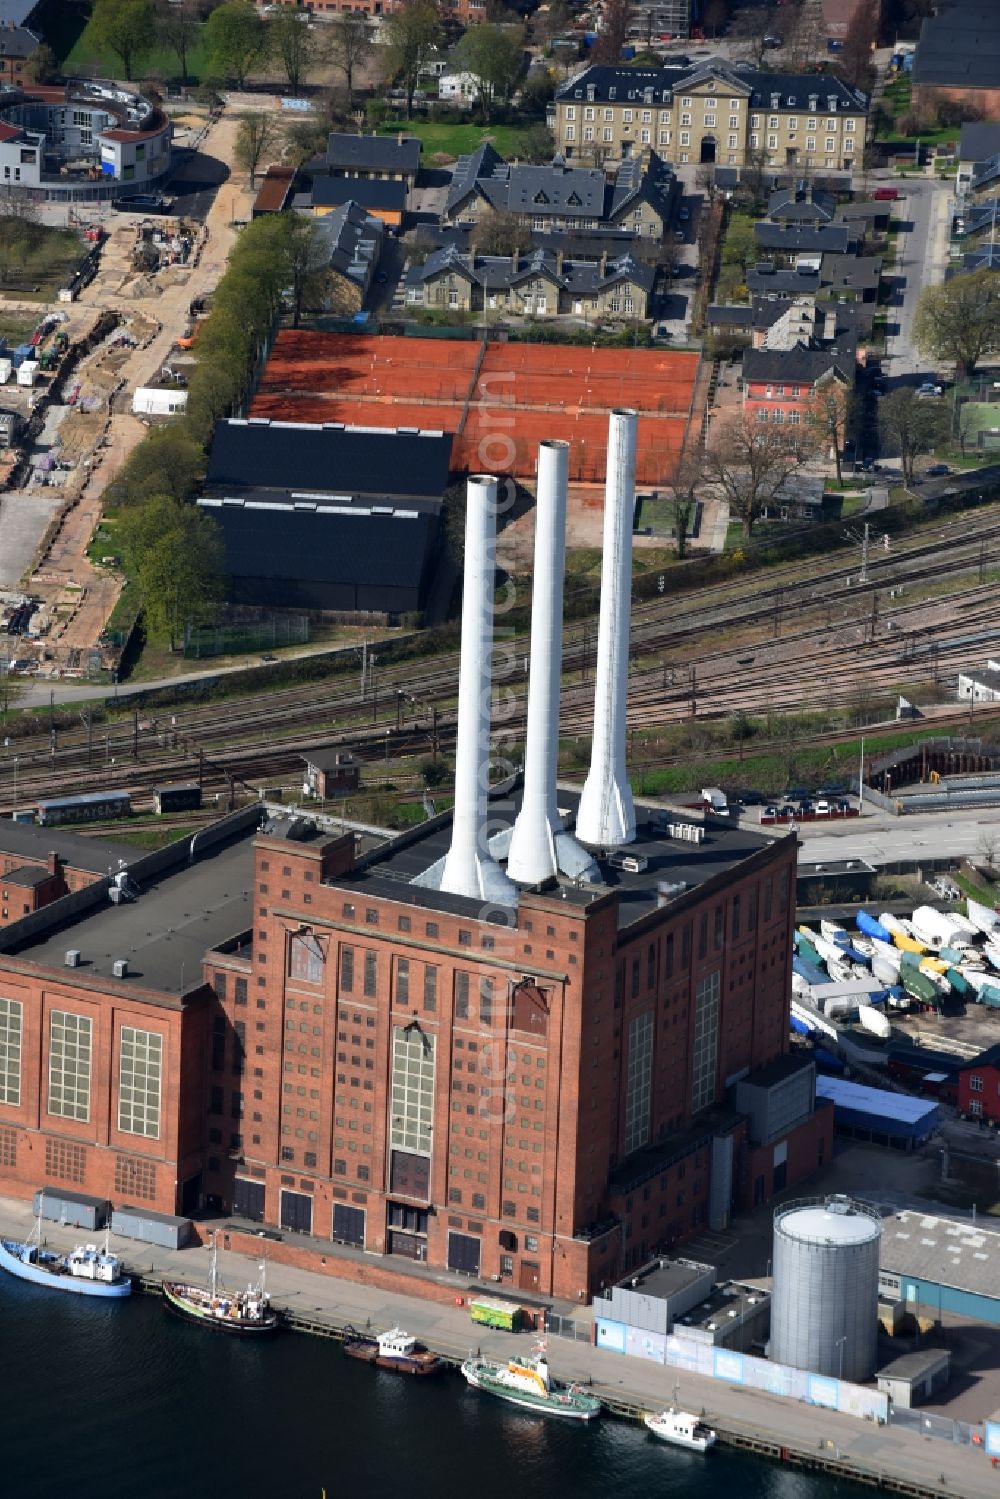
302 749 362 799
912 0 1000 114
746 263 822 298
754 222 853 257
252 164 295 218
405 242 656 320
820 252 883 301
767 183 836 224
0 25 40 85
743 342 854 386
205 418 452 502
323 131 421 185
304 175 407 228
201 419 453 619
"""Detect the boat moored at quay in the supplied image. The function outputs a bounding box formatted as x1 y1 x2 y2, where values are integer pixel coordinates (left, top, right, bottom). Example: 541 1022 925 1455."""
460 1344 602 1420
0 1227 132 1299
162 1234 278 1335
342 1324 445 1374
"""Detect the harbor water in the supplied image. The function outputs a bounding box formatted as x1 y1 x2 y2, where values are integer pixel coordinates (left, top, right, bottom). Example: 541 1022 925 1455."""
3 1279 872 1498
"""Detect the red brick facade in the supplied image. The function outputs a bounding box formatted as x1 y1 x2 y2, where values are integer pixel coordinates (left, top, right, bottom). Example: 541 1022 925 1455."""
0 851 101 927
0 814 827 1302
958 1060 1000 1123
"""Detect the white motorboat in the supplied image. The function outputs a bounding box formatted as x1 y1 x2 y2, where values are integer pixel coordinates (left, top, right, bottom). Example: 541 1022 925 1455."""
644 1401 716 1453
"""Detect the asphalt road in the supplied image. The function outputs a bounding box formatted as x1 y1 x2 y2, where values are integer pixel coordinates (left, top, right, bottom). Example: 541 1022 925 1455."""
793 803 1000 867
885 176 954 379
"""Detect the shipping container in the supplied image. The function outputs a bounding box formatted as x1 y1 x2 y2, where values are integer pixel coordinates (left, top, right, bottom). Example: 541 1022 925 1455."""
0 357 13 382
33 1187 109 1231
469 1297 523 1331
111 1206 192 1249
37 789 131 825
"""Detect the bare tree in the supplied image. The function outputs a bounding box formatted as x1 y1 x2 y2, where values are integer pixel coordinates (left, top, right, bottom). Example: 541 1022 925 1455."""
878 388 947 484
472 209 533 257
730 7 774 69
662 447 701 558
327 12 374 105
704 408 815 537
157 0 199 85
591 0 632 65
780 2 825 72
803 377 854 486
838 6 879 93
234 111 280 188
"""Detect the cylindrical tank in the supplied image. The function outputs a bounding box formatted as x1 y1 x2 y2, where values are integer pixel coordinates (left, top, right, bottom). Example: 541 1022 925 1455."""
770 1195 881 1383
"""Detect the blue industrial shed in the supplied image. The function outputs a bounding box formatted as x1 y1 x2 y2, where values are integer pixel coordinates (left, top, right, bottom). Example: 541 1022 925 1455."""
816 1076 939 1150
881 1211 1000 1327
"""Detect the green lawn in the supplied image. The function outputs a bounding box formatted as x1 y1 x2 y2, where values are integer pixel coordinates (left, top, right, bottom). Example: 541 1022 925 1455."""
378 121 543 161
63 17 214 86
0 226 84 303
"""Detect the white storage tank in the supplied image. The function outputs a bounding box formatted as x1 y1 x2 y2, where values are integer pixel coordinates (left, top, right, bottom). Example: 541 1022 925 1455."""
770 1195 881 1383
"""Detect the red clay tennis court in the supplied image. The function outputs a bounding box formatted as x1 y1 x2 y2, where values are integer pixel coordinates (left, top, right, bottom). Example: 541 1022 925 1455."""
252 331 700 484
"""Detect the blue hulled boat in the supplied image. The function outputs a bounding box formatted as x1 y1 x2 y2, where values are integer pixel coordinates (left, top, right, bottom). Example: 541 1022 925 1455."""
0 1227 131 1299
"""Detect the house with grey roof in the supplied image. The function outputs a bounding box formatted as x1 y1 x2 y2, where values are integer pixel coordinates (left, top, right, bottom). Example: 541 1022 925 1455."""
745 263 822 298
443 147 677 242
405 242 655 321
311 200 384 313
322 131 421 189
766 183 835 225
754 221 854 259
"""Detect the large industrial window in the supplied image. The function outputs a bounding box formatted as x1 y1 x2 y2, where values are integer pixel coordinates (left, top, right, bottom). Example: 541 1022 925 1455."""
340 945 354 993
624 1010 654 1156
48 1010 93 1122
0 996 22 1106
364 951 377 997
118 1026 162 1139
290 931 325 983
691 972 721 1114
390 1025 435 1154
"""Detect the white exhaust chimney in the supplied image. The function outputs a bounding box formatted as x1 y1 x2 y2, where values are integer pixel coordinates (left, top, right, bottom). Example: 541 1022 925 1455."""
575 408 637 850
418 475 516 905
505 441 599 886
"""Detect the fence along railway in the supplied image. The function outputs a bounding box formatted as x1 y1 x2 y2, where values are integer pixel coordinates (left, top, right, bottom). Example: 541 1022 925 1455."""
1 508 999 811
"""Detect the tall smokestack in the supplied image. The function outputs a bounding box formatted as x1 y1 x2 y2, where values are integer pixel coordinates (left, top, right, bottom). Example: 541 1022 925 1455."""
506 441 599 886
575 409 637 850
435 475 517 905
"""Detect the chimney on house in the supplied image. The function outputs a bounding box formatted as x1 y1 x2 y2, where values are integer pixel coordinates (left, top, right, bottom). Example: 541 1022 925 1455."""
599 250 607 277
556 249 564 277
823 305 837 341
47 851 61 878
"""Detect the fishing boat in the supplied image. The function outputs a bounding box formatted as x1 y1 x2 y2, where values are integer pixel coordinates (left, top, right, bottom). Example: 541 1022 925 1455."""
460 1343 601 1420
644 1392 716 1453
162 1234 278 1334
0 1215 131 1300
342 1325 444 1375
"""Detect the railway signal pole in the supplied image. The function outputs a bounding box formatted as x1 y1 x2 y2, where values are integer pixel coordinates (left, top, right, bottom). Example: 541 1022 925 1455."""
844 522 870 585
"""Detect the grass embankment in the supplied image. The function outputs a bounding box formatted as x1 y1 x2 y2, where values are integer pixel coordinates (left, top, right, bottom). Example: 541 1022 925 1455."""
62 18 213 86
0 225 85 302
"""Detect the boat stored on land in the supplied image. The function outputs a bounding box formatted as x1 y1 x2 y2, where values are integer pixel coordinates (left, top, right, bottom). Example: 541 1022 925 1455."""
858 911 892 942
342 1325 444 1375
162 1234 278 1335
460 1345 601 1420
968 897 1000 936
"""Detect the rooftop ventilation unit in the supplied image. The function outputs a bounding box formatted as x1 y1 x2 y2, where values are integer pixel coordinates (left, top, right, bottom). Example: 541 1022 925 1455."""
112 958 129 978
65 949 81 968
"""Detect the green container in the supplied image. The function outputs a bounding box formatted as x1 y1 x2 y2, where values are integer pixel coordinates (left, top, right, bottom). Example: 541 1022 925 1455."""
470 1297 523 1332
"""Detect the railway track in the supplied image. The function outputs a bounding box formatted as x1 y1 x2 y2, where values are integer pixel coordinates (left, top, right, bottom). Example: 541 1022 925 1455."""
2 508 999 807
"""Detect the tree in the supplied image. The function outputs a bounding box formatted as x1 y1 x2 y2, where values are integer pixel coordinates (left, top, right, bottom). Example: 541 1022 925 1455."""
702 0 731 39
517 122 556 162
91 0 157 80
913 268 1000 377
24 41 57 83
662 448 701 559
106 428 206 508
268 6 318 92
120 496 225 651
279 213 332 328
838 5 878 93
731 7 774 69
534 0 569 46
453 23 523 122
781 3 826 72
204 0 266 88
381 0 442 120
591 0 631 65
156 0 199 85
957 400 980 458
234 110 279 187
878 388 947 483
326 12 374 104
705 408 814 536
473 208 533 257
0 189 42 284
803 377 854 486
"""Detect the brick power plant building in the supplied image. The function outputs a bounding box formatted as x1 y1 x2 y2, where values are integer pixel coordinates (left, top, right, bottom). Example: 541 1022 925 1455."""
0 417 829 1300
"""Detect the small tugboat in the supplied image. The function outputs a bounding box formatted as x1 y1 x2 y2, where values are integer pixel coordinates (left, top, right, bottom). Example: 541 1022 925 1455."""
342 1324 445 1375
0 1213 131 1300
162 1233 278 1335
644 1390 716 1453
460 1342 601 1421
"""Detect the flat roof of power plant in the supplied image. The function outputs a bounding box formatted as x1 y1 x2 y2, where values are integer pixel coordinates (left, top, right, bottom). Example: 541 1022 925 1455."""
4 835 254 999
334 785 786 929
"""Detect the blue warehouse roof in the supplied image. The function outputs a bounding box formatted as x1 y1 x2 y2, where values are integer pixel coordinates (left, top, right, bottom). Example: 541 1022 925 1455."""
816 1075 939 1139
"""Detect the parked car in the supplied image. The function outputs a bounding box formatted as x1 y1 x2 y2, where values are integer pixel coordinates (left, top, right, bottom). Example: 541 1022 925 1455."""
763 34 782 47
873 186 900 201
926 462 951 476
738 790 767 806
678 205 690 221
763 805 778 819
917 382 943 397
836 799 853 814
779 804 797 818
814 800 831 815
